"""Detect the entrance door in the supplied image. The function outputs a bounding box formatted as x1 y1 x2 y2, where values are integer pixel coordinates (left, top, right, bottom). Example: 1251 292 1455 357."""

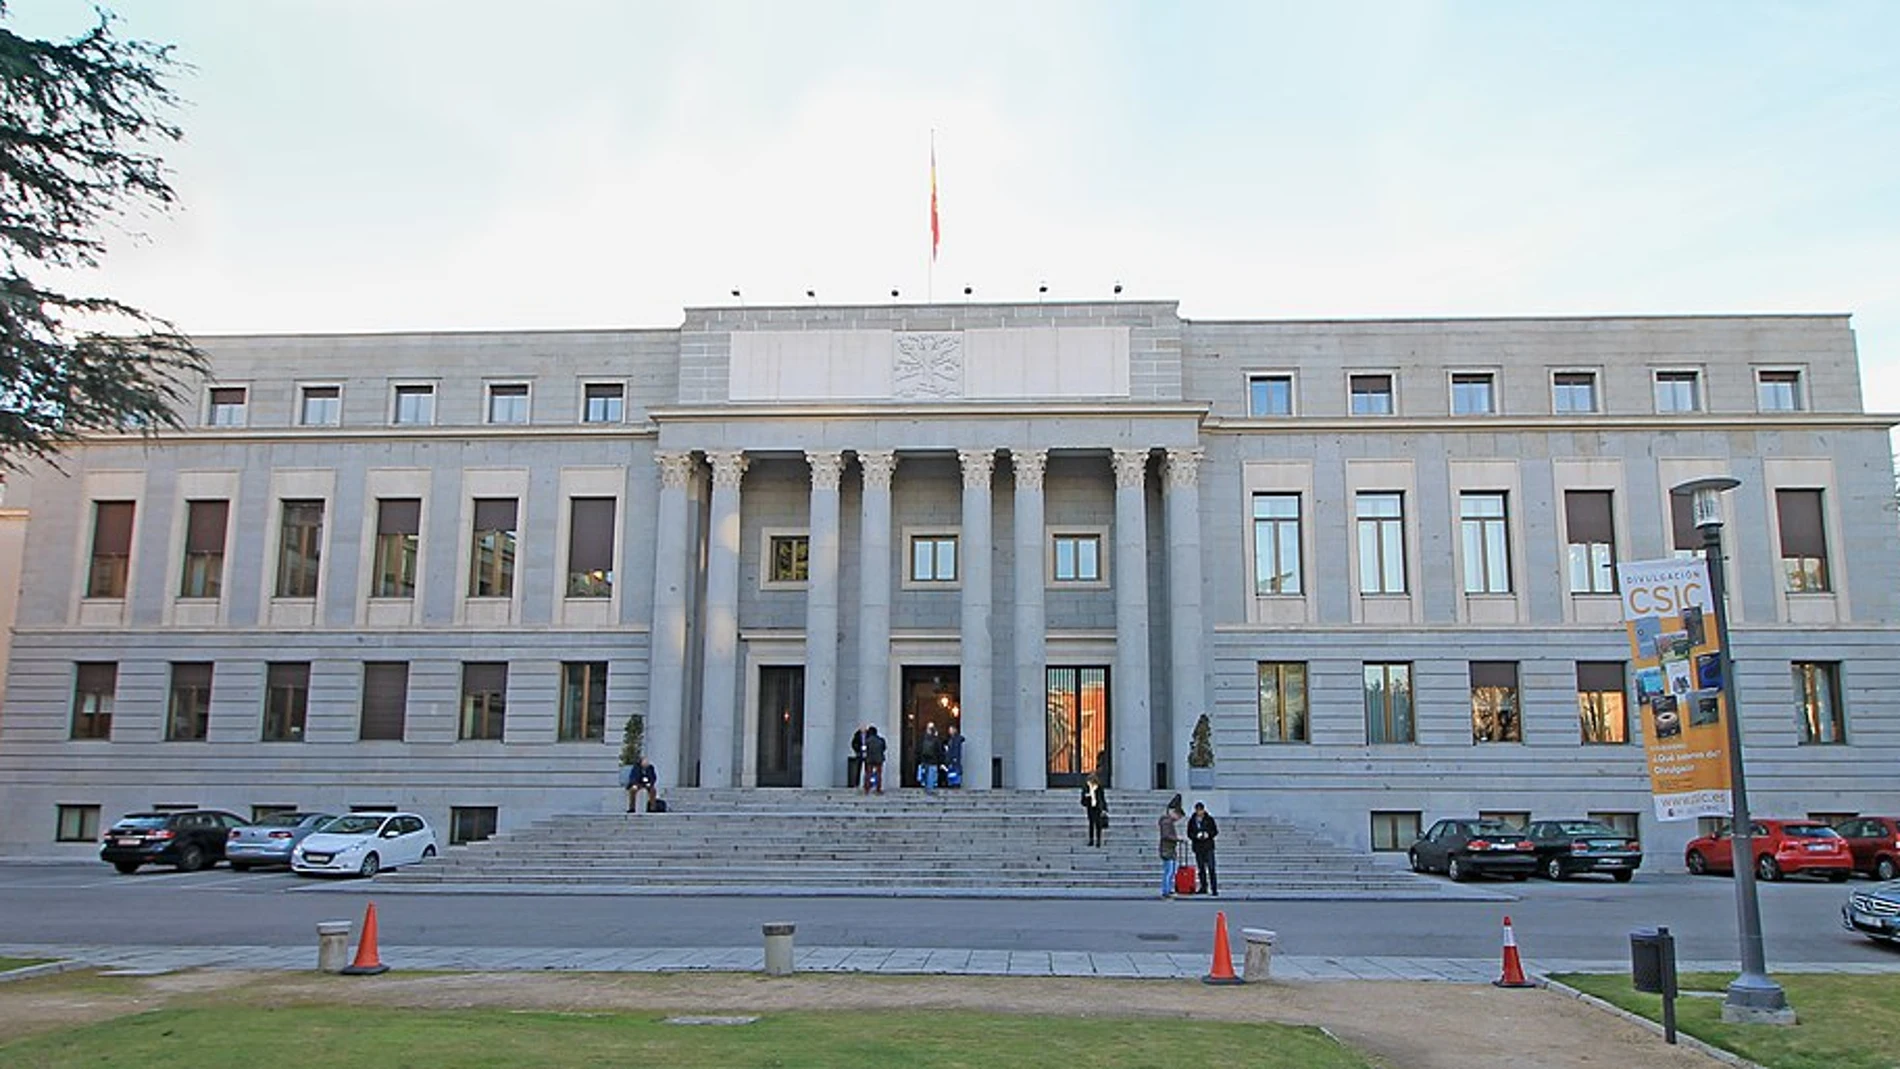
900 666 960 787
1046 666 1110 788
757 666 804 787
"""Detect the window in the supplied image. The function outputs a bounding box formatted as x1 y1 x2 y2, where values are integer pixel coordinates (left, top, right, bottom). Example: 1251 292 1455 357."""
1792 662 1844 744
460 663 508 740
1654 370 1701 413
1450 373 1496 416
1480 811 1530 830
583 383 624 424
1458 492 1510 594
486 383 529 424
1776 489 1829 593
251 804 298 822
299 385 341 426
1696 816 1729 838
1810 811 1858 829
1053 534 1102 583
56 805 101 843
275 500 324 598
1257 662 1308 743
360 661 408 741
769 533 810 584
1247 374 1293 416
1577 661 1629 744
87 500 134 598
566 497 616 598
1564 490 1616 594
71 663 116 739
1670 490 1702 560
372 499 420 598
263 662 310 741
559 661 608 742
1590 812 1640 838
1470 661 1521 743
165 663 213 741
1355 492 1406 594
1364 662 1413 743
179 500 228 599
1757 370 1803 412
1251 494 1302 595
450 806 499 845
1370 811 1421 852
208 386 247 427
1349 374 1394 415
468 498 518 598
910 534 957 583
392 384 435 425
1552 372 1599 414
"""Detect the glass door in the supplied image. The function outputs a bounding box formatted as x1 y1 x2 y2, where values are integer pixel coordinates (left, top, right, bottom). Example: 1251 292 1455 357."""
1046 666 1110 788
756 667 804 787
900 666 960 788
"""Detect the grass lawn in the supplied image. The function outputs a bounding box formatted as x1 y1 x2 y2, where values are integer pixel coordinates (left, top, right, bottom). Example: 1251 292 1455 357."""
1555 971 1900 1069
0 1005 1374 1069
0 959 48 974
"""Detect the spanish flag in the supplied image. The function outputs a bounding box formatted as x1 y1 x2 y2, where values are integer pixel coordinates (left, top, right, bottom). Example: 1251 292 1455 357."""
930 144 940 262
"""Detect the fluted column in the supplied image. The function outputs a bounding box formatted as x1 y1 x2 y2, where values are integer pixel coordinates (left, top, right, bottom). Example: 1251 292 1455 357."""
1011 448 1049 790
697 449 747 787
646 451 696 787
802 450 844 787
1111 448 1154 791
1165 448 1207 793
959 448 996 790
856 450 897 747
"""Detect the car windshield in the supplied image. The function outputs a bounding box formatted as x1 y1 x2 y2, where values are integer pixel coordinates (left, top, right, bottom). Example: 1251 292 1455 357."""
255 813 308 828
1469 822 1522 837
1556 822 1620 836
319 815 388 835
1783 825 1840 838
111 816 170 829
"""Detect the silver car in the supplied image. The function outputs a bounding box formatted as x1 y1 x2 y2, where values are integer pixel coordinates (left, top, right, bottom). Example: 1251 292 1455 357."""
1842 881 1900 945
225 812 336 871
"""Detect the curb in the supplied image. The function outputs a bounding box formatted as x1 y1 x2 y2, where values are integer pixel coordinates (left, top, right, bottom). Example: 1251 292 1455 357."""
1540 976 1765 1069
0 960 86 985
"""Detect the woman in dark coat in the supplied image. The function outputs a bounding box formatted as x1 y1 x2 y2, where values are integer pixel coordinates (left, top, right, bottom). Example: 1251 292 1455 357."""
1081 773 1108 846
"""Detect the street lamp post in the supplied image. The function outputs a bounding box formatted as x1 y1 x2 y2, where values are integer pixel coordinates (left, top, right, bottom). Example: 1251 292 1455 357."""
1675 476 1793 1025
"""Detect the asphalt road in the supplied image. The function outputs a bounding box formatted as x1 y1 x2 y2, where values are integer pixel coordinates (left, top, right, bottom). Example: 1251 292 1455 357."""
3 861 1896 967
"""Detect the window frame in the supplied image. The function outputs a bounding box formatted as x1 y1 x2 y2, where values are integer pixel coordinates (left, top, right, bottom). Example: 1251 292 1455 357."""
1370 811 1422 852
1564 489 1618 595
1355 491 1407 595
274 499 325 599
371 498 421 599
1653 369 1703 414
1576 661 1630 744
1251 493 1303 596
1050 529 1108 587
1458 491 1511 594
86 500 134 599
1756 368 1804 413
450 806 499 845
1792 661 1845 745
1470 661 1522 744
262 661 311 742
559 661 608 742
581 381 626 424
1348 372 1396 416
1246 373 1295 417
56 804 101 843
70 662 117 740
390 382 437 426
1775 488 1830 594
165 662 214 742
1449 371 1498 416
904 530 961 588
467 497 519 599
1364 662 1414 744
1257 661 1309 743
297 383 343 427
565 496 617 599
760 528 811 589
485 381 532 425
460 662 509 741
179 499 228 600
207 385 249 428
1551 370 1600 414
360 661 409 742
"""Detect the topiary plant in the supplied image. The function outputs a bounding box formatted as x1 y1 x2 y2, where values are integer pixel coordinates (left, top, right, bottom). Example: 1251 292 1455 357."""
618 715 646 768
1188 713 1214 768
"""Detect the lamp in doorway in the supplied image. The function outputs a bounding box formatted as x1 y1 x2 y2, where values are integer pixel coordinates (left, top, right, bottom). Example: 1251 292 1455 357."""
1187 713 1215 789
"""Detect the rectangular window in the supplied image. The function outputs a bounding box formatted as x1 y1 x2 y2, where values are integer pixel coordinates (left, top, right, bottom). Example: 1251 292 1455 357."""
1670 490 1702 559
1552 372 1599 414
56 804 101 843
1792 662 1845 744
208 386 247 427
1470 661 1521 743
1654 370 1701 413
1370 811 1421 852
1757 370 1803 412
1251 494 1302 595
1564 490 1616 594
910 534 958 582
583 383 624 423
1349 373 1394 415
87 500 134 598
1480 810 1530 830
1257 662 1308 743
71 663 116 740
1697 816 1728 838
1458 492 1510 594
1577 661 1629 744
1776 489 1829 593
299 385 341 426
566 497 616 598
1247 374 1293 416
179 499 228 599
392 384 435 425
263 662 310 741
372 498 421 598
1053 534 1102 582
1355 492 1406 594
486 383 530 424
468 498 518 598
1450 373 1496 415
275 500 324 598
460 662 508 740
1364 662 1413 743
450 806 499 846
1590 811 1640 838
359 661 409 741
165 662 213 742
559 661 608 742
251 804 298 822
769 534 810 584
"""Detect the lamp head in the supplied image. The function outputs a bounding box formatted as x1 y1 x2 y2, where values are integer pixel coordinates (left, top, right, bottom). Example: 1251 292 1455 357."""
1673 476 1740 529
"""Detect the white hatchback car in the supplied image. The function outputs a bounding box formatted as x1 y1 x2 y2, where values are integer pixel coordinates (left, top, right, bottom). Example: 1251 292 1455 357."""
291 811 437 877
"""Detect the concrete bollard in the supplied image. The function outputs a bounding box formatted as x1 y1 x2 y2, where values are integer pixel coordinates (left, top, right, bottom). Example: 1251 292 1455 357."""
1241 928 1277 982
762 922 796 976
317 920 354 973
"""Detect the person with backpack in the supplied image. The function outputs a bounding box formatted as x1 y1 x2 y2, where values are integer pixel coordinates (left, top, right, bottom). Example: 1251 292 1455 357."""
1158 794 1185 897
861 725 887 794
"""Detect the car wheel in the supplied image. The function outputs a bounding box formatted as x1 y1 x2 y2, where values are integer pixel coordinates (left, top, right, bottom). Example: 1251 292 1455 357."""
1686 851 1708 876
112 861 140 875
1878 857 1898 882
422 845 437 860
1447 857 1470 882
1612 870 1634 883
1409 850 1425 873
358 852 381 878
1757 855 1782 882
176 844 206 873
1543 857 1567 881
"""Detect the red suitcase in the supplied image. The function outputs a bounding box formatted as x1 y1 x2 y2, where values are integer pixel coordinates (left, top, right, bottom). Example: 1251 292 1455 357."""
1174 848 1197 895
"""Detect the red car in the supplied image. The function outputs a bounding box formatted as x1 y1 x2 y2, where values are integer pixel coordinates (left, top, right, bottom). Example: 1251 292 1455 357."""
1684 819 1852 882
1833 816 1900 881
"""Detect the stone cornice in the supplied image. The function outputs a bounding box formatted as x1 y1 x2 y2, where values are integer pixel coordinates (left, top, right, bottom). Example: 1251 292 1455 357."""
1204 413 1900 433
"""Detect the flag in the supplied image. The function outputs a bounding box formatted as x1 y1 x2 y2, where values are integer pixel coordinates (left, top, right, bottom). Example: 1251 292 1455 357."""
930 144 940 261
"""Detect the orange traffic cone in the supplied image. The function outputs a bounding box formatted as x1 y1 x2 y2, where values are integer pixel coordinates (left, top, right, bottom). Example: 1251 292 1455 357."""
1202 910 1243 985
1493 914 1535 988
340 900 389 976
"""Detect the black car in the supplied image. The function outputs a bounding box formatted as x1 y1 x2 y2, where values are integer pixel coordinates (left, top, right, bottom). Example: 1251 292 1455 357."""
1409 819 1536 881
99 810 249 874
1524 820 1643 882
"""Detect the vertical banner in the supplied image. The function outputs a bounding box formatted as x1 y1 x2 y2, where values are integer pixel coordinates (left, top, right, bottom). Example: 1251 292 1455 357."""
1617 558 1734 821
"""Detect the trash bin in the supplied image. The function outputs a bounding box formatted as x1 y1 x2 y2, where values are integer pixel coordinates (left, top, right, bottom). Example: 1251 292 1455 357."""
762 922 795 977
1629 926 1677 996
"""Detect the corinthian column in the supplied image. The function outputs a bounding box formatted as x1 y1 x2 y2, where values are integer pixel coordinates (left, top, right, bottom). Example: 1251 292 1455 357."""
856 451 897 749
697 449 747 787
1111 448 1153 790
958 448 996 790
1011 448 1049 789
646 450 696 787
802 450 844 787
1165 447 1207 794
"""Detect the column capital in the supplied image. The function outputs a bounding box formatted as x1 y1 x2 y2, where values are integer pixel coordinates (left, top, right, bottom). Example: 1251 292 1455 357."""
958 448 996 490
1110 448 1150 489
1164 447 1205 489
806 450 845 491
655 450 696 490
858 449 898 490
707 449 749 489
1010 448 1049 490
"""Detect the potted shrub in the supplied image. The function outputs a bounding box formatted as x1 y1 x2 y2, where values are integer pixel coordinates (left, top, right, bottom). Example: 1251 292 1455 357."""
617 715 646 788
1187 713 1215 789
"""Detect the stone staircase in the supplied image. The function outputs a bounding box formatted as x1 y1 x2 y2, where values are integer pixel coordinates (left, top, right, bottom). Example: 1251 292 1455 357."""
385 789 1459 898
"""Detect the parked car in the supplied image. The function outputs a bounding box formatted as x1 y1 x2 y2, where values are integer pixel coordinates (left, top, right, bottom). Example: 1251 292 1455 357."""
1832 816 1900 881
99 810 249 874
1408 819 1536 881
1524 819 1643 882
1842 880 1900 945
225 811 337 871
1684 819 1852 881
291 811 438 878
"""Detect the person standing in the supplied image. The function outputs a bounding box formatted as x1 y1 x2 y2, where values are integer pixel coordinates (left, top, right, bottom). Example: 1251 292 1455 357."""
1081 773 1109 847
626 754 657 815
943 723 965 788
916 722 944 793
847 725 865 790
1187 801 1220 896
1157 793 1185 897
862 726 887 794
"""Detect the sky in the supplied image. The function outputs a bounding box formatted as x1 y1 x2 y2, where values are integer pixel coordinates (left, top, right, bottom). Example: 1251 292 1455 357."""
12 1 1900 409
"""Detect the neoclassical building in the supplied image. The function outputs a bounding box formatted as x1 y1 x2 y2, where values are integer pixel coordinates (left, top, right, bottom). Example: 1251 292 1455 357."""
2 300 1896 859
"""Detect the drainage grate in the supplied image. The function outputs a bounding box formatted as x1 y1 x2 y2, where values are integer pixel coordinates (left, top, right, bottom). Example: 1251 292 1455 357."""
1135 932 1180 942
